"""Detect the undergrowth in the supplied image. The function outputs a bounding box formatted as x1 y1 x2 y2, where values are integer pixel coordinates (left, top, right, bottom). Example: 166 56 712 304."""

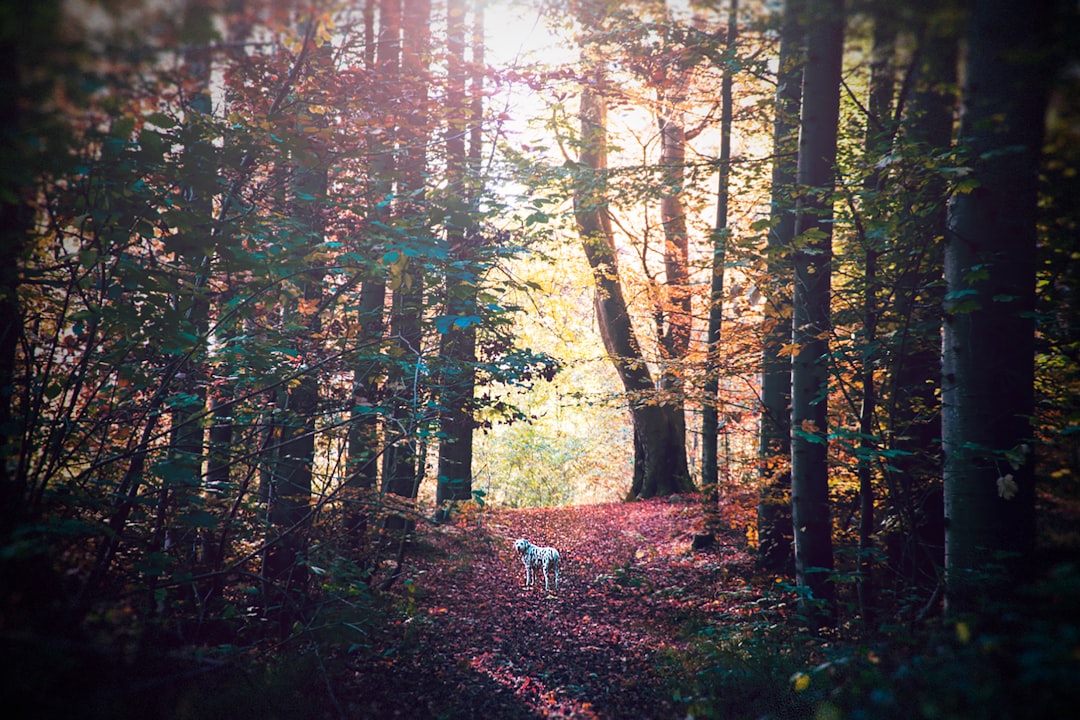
662 563 1080 719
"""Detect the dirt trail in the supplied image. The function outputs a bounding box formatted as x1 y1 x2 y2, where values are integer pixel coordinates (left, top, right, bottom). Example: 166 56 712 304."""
342 496 755 719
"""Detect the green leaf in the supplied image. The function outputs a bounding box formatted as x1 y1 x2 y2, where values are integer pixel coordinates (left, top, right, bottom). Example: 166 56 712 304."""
111 116 136 139
146 111 177 129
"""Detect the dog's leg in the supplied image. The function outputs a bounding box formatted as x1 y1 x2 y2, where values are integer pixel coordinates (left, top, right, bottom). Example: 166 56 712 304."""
553 560 559 591
542 563 550 592
523 561 531 587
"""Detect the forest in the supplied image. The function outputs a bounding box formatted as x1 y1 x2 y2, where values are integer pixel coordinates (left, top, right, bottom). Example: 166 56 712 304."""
2 0 1080 717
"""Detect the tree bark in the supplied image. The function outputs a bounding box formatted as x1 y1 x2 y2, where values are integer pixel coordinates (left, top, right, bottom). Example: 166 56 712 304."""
789 0 843 627
382 0 431 504
853 6 897 624
756 0 803 575
573 72 692 500
346 0 398 510
435 0 481 517
702 0 737 498
942 0 1054 614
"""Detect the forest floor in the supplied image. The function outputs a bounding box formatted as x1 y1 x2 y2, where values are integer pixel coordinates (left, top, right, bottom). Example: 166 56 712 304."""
11 490 1080 719
340 493 763 719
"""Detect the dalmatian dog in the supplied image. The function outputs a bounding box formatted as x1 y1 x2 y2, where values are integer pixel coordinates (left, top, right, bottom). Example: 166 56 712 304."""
513 538 560 593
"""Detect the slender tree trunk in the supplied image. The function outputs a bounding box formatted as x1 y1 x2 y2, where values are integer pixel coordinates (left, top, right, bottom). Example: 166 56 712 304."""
345 0 398 534
157 7 215 567
382 0 430 504
702 0 737 501
942 0 1054 614
263 152 328 628
756 0 803 576
851 7 899 624
883 1 957 595
790 0 844 627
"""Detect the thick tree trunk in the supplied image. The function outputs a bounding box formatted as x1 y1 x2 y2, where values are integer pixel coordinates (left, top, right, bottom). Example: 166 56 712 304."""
756 0 802 575
789 0 843 627
942 0 1053 614
574 79 692 500
0 40 32 542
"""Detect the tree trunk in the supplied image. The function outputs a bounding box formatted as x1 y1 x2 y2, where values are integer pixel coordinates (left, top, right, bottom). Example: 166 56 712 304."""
345 0 398 528
853 7 897 625
702 0 737 498
263 152 329 627
0 24 35 543
882 2 957 597
573 75 693 501
573 5 692 501
382 0 431 505
435 0 480 517
756 0 803 575
942 0 1054 614
789 0 843 627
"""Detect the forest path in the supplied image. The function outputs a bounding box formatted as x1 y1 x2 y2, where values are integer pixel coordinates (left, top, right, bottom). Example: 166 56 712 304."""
342 495 757 719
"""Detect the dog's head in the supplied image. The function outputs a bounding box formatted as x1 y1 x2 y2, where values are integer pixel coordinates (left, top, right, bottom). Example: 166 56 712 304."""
513 538 530 555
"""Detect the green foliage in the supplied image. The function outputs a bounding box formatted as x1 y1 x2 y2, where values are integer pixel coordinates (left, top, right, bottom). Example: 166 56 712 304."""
664 564 1080 720
659 593 817 719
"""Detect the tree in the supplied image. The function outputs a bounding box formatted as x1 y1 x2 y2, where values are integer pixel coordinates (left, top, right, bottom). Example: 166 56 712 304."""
435 0 484 517
570 0 693 500
756 0 803 576
877 0 958 598
850 1 897 623
942 0 1057 613
0 0 70 616
789 0 844 626
701 0 738 497
381 0 433 503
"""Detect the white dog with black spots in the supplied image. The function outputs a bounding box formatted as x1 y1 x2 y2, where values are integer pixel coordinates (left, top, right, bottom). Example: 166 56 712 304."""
513 538 560 593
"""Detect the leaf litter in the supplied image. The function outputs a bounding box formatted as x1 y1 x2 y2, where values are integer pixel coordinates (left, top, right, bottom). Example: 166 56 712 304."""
341 493 758 719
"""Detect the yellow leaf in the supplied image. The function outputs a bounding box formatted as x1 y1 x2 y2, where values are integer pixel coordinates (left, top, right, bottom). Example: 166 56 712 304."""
956 621 971 644
791 672 810 693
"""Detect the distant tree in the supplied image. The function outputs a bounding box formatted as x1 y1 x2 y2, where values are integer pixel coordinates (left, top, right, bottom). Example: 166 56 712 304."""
435 0 484 517
570 0 693 500
345 0 398 500
382 0 433 504
851 1 897 624
701 0 738 498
